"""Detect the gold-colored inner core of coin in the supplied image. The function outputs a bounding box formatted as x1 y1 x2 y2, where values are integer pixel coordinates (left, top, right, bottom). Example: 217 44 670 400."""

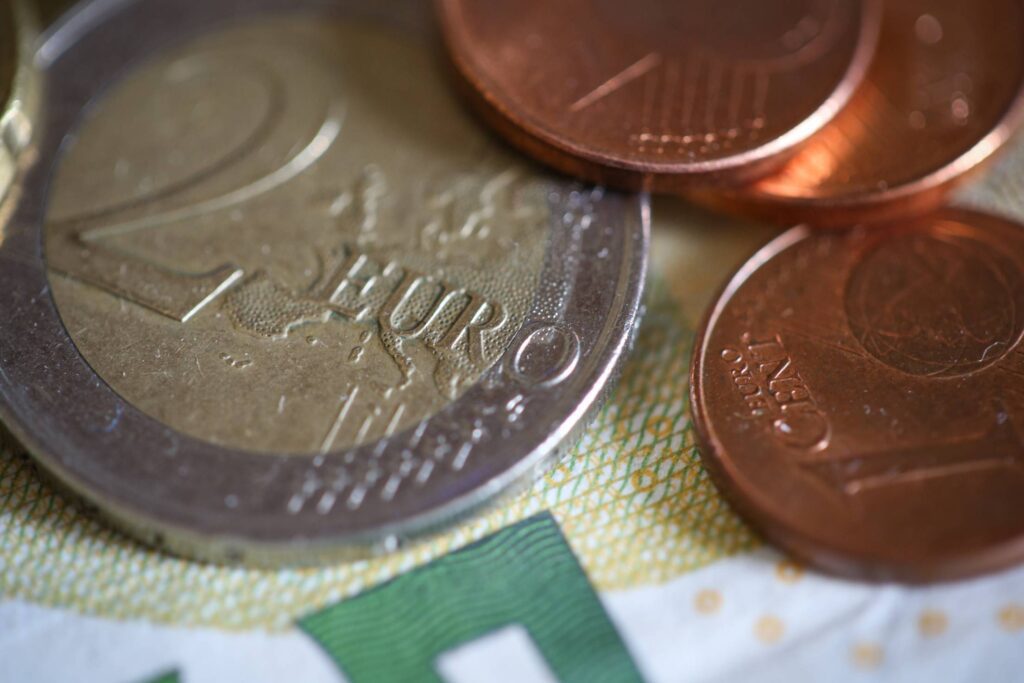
45 19 550 454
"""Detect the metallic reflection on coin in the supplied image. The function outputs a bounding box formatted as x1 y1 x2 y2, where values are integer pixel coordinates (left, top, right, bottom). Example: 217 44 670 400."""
0 0 647 565
704 0 1024 225
0 0 40 205
437 0 879 191
691 208 1024 582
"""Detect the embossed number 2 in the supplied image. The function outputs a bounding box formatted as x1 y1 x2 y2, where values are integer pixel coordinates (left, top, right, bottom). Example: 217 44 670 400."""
51 228 244 322
48 50 344 322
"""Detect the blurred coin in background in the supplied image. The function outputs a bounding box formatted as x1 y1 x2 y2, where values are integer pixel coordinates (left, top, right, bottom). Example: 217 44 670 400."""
701 0 1024 225
0 0 40 204
0 0 647 566
691 208 1024 582
0 6 14 116
31 0 80 28
438 0 880 191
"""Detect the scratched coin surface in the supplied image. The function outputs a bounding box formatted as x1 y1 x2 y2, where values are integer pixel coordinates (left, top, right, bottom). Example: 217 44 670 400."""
0 0 647 565
0 0 40 204
437 0 879 191
706 0 1024 224
47 22 553 456
691 208 1024 582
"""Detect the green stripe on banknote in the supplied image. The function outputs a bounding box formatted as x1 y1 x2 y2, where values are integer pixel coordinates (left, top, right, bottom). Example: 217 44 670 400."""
299 512 644 683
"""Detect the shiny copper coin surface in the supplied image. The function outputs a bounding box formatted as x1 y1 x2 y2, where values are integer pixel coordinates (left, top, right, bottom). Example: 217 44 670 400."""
691 208 1024 582
707 0 1024 225
438 0 879 190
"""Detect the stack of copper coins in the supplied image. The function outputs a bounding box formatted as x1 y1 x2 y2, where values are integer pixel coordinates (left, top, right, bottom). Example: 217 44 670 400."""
438 0 1024 582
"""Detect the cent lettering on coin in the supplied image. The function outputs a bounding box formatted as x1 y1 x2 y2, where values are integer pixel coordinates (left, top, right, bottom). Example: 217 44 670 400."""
704 0 1024 225
691 208 1024 582
437 0 880 191
0 0 40 204
0 0 647 565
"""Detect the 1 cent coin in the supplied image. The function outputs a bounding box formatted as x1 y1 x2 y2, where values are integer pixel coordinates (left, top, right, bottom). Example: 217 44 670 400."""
0 0 647 565
437 0 880 191
691 208 1024 582
702 0 1024 225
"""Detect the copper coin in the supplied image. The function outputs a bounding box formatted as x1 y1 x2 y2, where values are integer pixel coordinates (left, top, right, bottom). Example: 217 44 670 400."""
690 208 1024 582
702 0 1024 225
437 0 880 191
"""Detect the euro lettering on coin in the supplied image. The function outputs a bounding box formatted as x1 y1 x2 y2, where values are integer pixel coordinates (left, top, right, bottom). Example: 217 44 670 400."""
437 0 880 191
0 0 647 565
691 208 1024 582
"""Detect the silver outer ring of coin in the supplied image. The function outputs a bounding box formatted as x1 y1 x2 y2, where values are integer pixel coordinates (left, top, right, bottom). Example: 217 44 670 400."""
0 0 648 566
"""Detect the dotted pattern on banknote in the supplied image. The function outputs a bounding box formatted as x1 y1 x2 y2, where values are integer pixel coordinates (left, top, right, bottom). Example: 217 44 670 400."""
0 278 757 631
